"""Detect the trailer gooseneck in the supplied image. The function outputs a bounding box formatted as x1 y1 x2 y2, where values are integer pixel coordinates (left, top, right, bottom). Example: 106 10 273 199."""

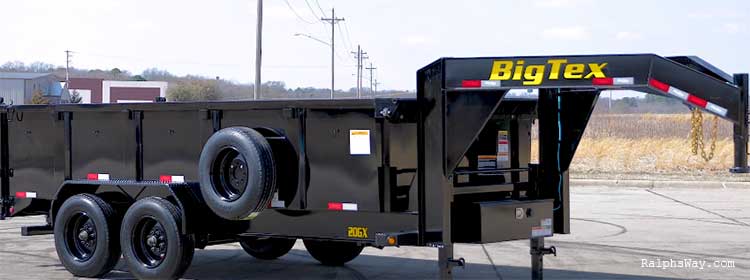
0 54 746 279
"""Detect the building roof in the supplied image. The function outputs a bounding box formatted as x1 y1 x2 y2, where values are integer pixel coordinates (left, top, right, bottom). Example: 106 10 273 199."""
0 72 55 80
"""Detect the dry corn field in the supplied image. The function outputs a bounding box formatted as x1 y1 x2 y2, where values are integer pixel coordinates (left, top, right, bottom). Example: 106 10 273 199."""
531 113 750 180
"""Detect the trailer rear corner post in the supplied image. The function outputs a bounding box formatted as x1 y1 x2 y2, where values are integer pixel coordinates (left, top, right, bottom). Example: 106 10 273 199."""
731 73 750 173
0 110 8 220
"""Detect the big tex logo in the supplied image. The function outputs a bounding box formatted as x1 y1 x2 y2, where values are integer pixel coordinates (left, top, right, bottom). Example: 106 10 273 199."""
489 59 607 86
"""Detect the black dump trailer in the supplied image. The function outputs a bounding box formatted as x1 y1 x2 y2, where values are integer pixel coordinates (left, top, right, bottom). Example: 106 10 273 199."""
0 54 747 279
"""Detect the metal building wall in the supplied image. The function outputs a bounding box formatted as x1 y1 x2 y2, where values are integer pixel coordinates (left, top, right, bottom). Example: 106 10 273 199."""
0 79 26 105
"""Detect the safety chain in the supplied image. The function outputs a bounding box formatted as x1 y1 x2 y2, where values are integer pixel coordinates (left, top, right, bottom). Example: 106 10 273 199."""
689 108 718 162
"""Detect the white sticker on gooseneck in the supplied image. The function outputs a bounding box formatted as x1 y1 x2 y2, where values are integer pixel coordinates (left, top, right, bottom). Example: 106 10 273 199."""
349 130 371 155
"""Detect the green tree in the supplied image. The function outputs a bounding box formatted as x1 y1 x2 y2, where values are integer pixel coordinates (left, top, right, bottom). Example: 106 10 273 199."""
111 68 122 80
69 90 82 103
130 75 147 81
167 79 220 101
31 89 49 104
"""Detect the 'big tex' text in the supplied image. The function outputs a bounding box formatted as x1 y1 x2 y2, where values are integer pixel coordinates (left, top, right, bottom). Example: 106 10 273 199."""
489 59 607 86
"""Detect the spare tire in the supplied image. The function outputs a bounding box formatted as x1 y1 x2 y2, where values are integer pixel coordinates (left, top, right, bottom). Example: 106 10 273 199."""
199 127 276 220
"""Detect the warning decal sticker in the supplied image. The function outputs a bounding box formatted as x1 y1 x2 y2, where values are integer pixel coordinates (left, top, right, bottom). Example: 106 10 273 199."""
349 130 371 155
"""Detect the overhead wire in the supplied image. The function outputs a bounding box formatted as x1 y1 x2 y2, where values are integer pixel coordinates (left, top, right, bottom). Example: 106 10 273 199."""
283 0 317 24
304 0 322 18
314 0 327 16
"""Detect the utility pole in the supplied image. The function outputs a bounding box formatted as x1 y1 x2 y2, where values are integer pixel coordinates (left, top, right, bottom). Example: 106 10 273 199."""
351 45 368 98
65 50 72 100
374 79 380 94
254 0 263 100
366 63 376 97
321 8 344 99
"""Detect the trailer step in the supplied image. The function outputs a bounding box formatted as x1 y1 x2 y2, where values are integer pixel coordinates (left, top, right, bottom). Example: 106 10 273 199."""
21 224 53 236
453 184 514 195
453 168 528 176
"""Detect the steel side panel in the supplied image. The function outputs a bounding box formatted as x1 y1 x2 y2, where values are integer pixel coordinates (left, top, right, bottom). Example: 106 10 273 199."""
142 110 207 181
71 111 135 180
249 210 418 241
7 110 63 208
304 109 381 212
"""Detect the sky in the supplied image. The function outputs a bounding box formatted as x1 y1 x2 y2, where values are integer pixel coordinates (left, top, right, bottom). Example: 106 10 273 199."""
0 0 748 94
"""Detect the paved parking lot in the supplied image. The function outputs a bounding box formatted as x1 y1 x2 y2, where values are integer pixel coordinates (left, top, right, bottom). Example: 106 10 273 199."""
1 185 748 279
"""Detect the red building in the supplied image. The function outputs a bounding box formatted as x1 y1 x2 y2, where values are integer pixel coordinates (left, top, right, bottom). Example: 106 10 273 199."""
68 78 167 103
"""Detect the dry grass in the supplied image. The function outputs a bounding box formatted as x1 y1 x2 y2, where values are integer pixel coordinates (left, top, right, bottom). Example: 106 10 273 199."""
530 113 750 180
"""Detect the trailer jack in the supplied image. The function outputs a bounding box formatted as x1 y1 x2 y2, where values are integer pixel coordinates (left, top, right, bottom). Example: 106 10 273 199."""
530 237 557 280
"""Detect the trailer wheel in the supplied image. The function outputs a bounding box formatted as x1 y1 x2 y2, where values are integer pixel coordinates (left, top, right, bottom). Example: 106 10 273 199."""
199 127 276 220
53 194 121 278
303 240 364 266
239 237 296 260
120 197 194 280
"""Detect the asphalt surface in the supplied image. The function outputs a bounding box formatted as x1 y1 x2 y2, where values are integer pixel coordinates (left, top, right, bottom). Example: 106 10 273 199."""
1 185 748 279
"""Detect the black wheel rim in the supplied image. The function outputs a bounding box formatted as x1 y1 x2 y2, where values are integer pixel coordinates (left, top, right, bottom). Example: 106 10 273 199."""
132 217 168 268
65 212 97 261
211 147 249 201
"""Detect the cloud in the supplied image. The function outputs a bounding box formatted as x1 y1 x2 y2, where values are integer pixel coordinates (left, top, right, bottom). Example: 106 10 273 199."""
402 35 432 46
615 31 642 41
264 5 295 20
688 9 743 20
534 0 589 8
721 23 741 34
542 27 590 40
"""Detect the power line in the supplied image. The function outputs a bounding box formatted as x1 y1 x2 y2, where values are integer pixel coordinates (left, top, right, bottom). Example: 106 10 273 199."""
341 21 355 53
304 0 321 18
283 0 316 24
337 24 353 52
314 0 326 16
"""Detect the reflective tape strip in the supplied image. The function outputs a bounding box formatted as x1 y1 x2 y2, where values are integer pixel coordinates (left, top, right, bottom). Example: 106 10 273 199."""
15 192 36 199
648 78 670 92
687 94 708 108
667 86 689 101
328 202 358 211
327 202 343 210
461 80 501 88
87 173 110 180
592 77 633 86
613 77 634 85
159 175 185 183
706 102 728 117
481 80 502 88
649 78 728 117
461 80 481 88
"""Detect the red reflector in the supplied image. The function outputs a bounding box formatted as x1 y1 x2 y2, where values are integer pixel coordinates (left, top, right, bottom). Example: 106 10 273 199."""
461 80 482 88
592 77 613 85
159 175 172 183
648 78 670 92
687 95 708 108
15 192 26 199
86 173 98 180
327 202 343 211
